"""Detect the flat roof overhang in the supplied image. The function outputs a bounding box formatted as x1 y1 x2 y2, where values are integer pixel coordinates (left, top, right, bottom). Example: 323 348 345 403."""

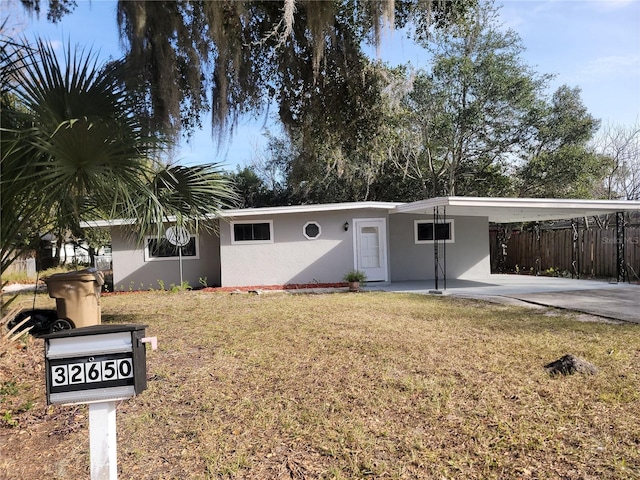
393 197 640 223
219 201 403 218
82 201 403 228
82 197 640 228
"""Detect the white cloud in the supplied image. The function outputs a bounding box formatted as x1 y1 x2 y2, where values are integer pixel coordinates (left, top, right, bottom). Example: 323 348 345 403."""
573 54 640 82
496 3 526 31
593 0 637 12
47 40 64 51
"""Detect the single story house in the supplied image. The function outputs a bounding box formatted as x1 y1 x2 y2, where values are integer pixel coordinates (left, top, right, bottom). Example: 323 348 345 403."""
89 197 640 291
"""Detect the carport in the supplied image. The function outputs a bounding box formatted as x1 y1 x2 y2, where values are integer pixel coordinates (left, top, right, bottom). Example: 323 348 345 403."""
394 197 640 289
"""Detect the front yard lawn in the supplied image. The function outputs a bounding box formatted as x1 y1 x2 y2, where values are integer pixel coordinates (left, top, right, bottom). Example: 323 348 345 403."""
1 291 639 479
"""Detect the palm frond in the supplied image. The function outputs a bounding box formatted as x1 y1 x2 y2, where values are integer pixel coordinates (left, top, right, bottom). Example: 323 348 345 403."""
2 36 237 271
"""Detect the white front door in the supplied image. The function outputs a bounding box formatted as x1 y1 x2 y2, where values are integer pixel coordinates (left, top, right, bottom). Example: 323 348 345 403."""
353 218 388 282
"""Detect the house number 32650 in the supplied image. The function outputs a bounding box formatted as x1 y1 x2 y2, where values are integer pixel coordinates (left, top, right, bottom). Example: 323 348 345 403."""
51 358 134 386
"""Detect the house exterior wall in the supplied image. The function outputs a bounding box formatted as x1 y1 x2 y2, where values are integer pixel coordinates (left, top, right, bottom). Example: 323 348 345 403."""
109 209 490 289
111 224 221 290
388 214 490 281
220 209 389 287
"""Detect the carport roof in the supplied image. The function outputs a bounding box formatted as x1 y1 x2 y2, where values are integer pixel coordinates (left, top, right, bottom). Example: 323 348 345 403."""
393 197 640 223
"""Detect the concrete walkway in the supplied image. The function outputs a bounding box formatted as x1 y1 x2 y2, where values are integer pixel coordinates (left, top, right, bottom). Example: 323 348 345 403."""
366 275 640 323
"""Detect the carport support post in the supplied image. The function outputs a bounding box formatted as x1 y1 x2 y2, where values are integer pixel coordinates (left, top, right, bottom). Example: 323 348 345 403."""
432 206 447 292
616 212 627 283
433 207 439 291
89 401 118 480
571 219 580 279
534 222 541 275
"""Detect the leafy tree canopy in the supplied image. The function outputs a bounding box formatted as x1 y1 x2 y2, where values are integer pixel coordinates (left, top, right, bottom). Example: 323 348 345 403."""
244 1 606 204
396 2 550 197
20 0 475 145
516 85 604 198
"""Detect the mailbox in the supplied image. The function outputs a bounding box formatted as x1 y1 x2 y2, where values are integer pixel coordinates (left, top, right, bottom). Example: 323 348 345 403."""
43 324 148 405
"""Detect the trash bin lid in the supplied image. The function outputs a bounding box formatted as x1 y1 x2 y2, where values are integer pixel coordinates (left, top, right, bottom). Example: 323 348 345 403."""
43 268 105 286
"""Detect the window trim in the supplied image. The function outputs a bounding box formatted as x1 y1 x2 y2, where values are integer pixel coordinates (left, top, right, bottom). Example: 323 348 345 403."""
230 220 274 245
303 221 322 240
144 235 200 261
414 219 455 244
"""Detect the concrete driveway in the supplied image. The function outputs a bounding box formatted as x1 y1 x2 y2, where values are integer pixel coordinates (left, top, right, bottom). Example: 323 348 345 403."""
370 275 640 323
501 288 640 323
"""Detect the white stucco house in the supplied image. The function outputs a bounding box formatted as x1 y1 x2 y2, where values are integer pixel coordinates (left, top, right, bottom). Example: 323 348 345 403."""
87 197 640 291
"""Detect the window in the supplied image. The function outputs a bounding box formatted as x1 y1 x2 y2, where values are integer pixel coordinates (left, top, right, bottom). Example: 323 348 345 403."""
231 220 273 244
303 221 321 240
414 220 455 244
144 236 198 261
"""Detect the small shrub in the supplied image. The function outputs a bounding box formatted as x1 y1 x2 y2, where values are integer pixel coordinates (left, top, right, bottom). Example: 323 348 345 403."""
343 270 367 283
170 281 192 292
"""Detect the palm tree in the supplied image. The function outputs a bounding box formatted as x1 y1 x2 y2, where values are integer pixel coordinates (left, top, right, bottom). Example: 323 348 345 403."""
1 36 237 281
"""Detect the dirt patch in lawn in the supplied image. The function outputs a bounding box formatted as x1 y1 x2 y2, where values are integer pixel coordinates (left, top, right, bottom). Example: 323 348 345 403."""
2 291 639 479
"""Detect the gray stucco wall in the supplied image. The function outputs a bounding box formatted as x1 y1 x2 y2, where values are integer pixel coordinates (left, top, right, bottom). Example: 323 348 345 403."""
388 214 490 281
220 209 389 287
109 211 491 289
111 224 221 290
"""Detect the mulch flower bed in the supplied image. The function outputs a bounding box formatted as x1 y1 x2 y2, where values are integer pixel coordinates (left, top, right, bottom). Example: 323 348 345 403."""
200 283 348 292
101 283 349 295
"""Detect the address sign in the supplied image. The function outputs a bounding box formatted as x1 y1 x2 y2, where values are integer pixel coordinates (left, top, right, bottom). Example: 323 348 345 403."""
50 354 134 389
44 324 148 405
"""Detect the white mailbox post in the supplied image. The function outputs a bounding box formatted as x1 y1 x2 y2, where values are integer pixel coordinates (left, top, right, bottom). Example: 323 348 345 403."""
43 324 156 480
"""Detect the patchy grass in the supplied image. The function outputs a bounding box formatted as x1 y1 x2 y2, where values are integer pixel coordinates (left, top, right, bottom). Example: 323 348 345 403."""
1 290 639 479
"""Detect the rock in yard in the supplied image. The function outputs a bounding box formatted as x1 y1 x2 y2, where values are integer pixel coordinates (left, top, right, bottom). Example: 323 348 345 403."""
544 354 598 376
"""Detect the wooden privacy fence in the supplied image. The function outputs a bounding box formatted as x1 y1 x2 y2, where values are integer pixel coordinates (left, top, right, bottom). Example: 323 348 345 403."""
490 227 640 280
3 257 37 276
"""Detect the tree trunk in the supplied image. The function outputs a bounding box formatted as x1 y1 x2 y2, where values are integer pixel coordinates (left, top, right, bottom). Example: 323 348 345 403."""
53 236 62 267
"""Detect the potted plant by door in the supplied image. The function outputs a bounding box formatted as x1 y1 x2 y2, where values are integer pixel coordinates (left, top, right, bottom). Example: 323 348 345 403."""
343 270 367 292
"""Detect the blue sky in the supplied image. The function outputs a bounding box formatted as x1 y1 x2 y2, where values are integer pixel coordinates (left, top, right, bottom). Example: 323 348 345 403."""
4 0 639 169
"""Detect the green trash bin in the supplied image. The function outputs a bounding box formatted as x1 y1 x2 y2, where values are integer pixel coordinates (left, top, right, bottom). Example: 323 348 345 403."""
44 268 105 329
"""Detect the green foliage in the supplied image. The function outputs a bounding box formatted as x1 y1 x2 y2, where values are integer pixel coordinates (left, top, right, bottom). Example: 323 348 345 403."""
18 1 476 196
0 381 19 399
254 1 583 202
517 85 604 198
0 380 33 428
397 1 548 197
17 1 608 206
170 281 192 292
343 270 367 283
225 166 288 208
18 0 76 22
1 36 237 282
110 0 476 141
